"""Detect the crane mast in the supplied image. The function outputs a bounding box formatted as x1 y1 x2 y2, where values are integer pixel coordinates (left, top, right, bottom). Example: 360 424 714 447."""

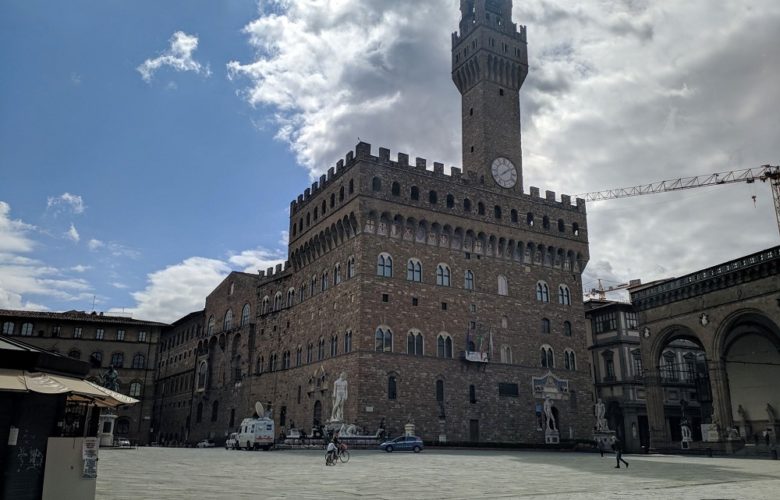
576 165 780 235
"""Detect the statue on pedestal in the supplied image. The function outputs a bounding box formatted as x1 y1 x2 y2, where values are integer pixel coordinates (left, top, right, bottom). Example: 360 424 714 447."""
595 399 609 432
330 372 348 422
102 366 119 392
543 398 557 431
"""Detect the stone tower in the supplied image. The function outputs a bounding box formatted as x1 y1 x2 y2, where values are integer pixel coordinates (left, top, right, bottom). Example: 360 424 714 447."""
452 0 528 193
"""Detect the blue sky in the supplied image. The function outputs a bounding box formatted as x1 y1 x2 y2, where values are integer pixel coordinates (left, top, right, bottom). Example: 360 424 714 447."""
2 0 779 322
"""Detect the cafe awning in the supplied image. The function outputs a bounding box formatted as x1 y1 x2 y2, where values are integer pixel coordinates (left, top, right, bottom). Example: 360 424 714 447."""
0 369 138 407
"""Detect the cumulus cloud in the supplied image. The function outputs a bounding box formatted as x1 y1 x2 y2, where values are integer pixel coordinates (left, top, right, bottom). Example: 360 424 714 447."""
228 247 286 274
71 265 91 273
229 0 779 290
110 257 232 323
47 192 85 215
65 223 80 243
137 31 211 83
87 239 104 251
0 201 93 309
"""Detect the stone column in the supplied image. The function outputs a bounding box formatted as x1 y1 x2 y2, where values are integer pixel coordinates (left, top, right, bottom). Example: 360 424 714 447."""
643 370 669 450
708 360 732 438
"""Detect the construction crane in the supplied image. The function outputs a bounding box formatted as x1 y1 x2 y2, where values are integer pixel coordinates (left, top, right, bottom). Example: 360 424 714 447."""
576 164 780 235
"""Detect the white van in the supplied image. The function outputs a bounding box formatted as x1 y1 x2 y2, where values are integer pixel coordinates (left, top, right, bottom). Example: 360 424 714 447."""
237 417 275 451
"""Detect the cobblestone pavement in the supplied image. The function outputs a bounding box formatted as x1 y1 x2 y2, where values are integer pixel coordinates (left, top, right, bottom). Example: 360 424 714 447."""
96 447 780 500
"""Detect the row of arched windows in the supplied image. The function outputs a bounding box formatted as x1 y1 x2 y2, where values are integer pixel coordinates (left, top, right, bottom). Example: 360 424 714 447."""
255 331 354 374
292 178 356 237
540 345 577 371
260 258 357 315
83 350 145 370
206 304 251 336
372 177 581 236
536 282 572 305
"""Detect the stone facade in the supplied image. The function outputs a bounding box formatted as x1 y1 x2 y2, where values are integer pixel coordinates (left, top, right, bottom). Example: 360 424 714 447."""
631 246 780 450
0 309 163 444
152 309 203 444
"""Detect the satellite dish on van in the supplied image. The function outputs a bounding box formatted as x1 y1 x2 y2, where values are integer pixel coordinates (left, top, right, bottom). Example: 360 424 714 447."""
255 401 265 417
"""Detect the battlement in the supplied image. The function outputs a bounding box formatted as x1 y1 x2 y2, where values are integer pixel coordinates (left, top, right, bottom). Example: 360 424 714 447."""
289 142 585 214
257 260 292 283
452 23 526 47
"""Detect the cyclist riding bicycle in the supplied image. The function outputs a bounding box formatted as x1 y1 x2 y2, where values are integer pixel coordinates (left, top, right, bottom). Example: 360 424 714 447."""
325 441 337 465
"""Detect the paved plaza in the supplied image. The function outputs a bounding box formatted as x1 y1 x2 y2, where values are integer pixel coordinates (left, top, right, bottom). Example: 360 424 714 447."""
96 447 780 500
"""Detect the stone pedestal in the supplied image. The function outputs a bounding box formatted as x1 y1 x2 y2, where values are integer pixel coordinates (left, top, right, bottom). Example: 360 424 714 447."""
593 430 616 451
545 428 560 444
404 423 416 437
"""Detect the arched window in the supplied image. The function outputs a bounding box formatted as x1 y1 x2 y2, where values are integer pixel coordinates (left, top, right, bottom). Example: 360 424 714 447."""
377 253 393 277
256 355 264 374
541 318 551 334
572 222 580 236
321 199 326 214
391 182 400 196
478 202 485 215
20 322 34 336
429 190 438 204
464 198 472 212
347 256 356 278
558 285 571 305
375 327 393 352
497 275 508 296
558 219 565 232
563 321 572 337
261 297 270 315
330 335 338 357
436 264 451 286
494 205 502 218
339 185 345 201
2 321 14 335
543 216 550 229
501 316 508 328
437 334 453 358
464 270 474 290
223 309 233 331
344 330 353 353
334 263 342 284
274 292 283 311
129 381 142 397
330 193 336 208
410 186 419 200
211 400 219 422
540 346 555 368
287 288 295 307
526 212 534 226
406 259 422 282
372 177 381 191
435 380 445 417
388 375 397 400
349 179 354 194
198 361 208 389
306 343 313 363
446 194 454 208
321 271 329 292
318 337 325 360
564 349 576 371
500 345 512 364
132 353 145 369
407 330 423 356
295 347 302 367
510 209 518 223
283 351 291 369
241 304 251 326
110 352 124 368
207 316 215 335
536 281 549 302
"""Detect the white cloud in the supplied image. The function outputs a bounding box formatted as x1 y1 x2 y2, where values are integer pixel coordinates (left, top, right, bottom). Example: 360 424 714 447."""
111 282 129 289
65 223 80 243
88 239 104 251
87 238 138 258
111 257 231 323
137 31 211 83
0 201 35 253
229 0 779 290
278 230 289 247
71 265 91 273
47 192 85 215
228 247 286 274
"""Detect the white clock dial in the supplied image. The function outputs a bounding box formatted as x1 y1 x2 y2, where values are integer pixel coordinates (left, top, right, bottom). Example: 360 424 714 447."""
491 157 517 188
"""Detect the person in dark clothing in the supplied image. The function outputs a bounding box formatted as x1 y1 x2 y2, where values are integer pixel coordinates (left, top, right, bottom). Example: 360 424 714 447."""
612 437 629 468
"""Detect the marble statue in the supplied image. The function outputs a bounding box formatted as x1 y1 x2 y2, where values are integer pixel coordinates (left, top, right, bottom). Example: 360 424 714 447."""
681 417 692 442
595 398 608 432
543 398 556 431
330 372 348 422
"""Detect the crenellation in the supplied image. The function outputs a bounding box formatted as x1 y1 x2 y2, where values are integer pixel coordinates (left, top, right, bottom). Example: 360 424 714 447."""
319 174 326 188
577 198 586 212
336 159 344 171
297 194 303 203
346 151 354 163
327 167 334 180
545 190 556 201
275 263 282 274
266 267 273 276
304 187 311 199
398 152 409 167
561 194 571 206
379 147 390 162
530 186 540 198
356 141 371 159
433 162 444 174
451 167 462 179
415 157 427 170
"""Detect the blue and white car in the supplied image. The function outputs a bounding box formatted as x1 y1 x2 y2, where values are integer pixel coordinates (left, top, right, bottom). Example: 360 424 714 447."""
379 435 423 453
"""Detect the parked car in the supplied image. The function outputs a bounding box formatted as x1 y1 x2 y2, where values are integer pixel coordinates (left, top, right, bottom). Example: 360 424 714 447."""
196 439 215 448
379 435 423 453
114 438 131 448
225 433 239 450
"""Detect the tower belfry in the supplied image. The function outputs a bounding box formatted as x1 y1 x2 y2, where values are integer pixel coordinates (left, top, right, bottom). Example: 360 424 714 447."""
452 0 528 193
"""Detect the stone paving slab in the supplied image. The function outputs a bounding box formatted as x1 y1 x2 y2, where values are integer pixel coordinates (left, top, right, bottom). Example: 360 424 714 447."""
96 447 780 500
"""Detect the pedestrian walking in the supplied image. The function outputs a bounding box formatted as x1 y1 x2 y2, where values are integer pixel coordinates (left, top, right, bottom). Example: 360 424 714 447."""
611 437 629 469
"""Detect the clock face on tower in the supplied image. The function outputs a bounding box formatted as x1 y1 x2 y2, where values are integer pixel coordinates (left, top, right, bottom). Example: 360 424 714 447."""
491 157 517 188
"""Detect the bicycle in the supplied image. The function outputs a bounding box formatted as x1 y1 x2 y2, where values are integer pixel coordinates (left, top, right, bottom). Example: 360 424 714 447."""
325 444 350 465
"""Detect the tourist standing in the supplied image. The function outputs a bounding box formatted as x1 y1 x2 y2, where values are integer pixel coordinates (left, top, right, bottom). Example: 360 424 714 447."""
612 437 629 468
